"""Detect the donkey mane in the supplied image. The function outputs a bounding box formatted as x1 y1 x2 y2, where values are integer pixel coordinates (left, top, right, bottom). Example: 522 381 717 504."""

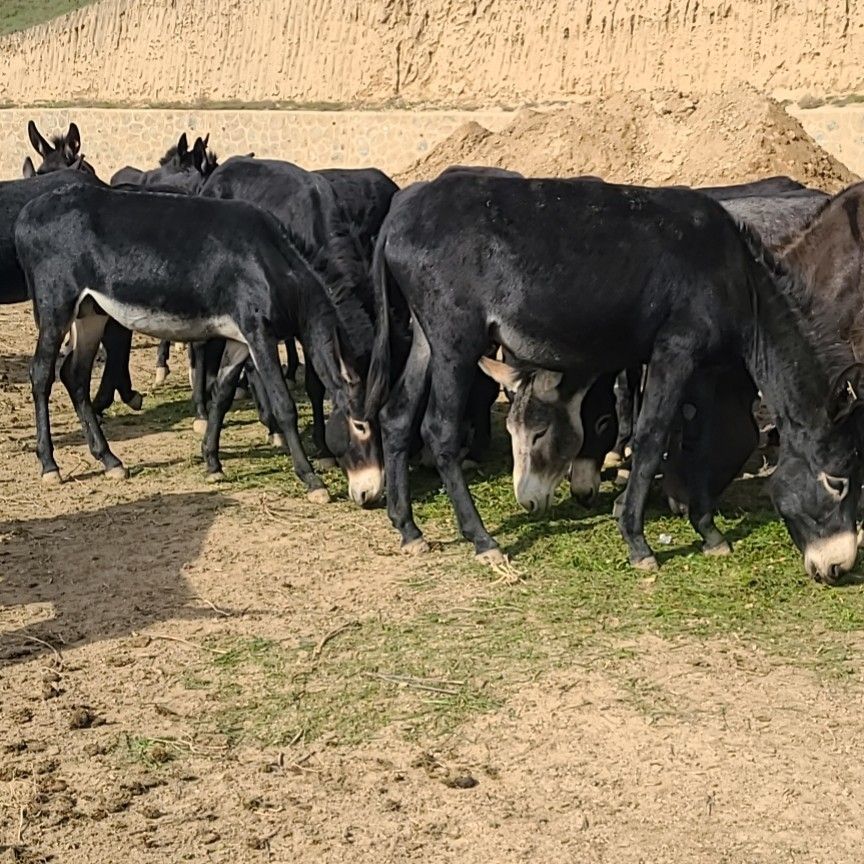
49 134 67 150
737 221 856 401
158 145 186 167
269 215 374 358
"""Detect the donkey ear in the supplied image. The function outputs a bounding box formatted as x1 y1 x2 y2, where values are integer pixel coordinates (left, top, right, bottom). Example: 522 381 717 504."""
64 122 82 159
332 331 361 386
177 132 189 157
28 120 51 158
202 132 210 148
192 137 207 174
532 369 563 394
22 157 36 178
827 364 864 424
478 356 521 390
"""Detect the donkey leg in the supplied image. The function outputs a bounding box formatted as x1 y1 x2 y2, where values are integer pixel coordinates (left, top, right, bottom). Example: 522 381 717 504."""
381 326 431 551
243 363 279 443
31 323 67 481
618 342 698 569
155 340 171 385
304 361 335 464
284 338 300 388
245 333 327 501
190 341 218 435
201 340 249 480
94 320 141 413
59 313 126 478
422 356 499 557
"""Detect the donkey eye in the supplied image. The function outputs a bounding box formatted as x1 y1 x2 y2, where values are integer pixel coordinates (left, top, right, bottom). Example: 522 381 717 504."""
532 428 548 446
594 414 612 435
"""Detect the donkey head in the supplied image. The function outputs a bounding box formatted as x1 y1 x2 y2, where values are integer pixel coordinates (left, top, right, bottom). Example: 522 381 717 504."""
26 121 93 175
770 364 864 583
320 333 384 508
480 356 592 514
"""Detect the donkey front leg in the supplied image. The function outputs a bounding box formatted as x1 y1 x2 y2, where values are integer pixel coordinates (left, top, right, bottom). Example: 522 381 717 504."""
304 361 336 467
59 313 127 479
155 339 171 385
93 320 142 414
422 356 500 561
246 333 328 502
618 340 698 569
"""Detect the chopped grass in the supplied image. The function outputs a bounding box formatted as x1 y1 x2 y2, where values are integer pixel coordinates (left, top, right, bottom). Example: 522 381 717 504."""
0 0 94 37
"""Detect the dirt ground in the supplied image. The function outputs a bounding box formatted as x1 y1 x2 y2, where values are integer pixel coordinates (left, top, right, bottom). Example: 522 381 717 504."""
2 300 864 863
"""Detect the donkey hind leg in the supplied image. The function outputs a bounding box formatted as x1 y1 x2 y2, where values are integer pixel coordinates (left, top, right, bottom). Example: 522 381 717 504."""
618 339 699 570
201 340 249 480
93 320 141 414
155 339 171 385
190 340 224 435
284 338 300 388
422 356 502 563
304 361 335 465
381 325 432 552
59 311 127 479
31 321 69 482
245 333 327 502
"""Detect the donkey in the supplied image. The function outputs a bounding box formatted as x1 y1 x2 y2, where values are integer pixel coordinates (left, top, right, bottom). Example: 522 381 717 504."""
365 173 863 581
198 156 384 506
664 182 864 540
15 184 372 505
23 121 95 177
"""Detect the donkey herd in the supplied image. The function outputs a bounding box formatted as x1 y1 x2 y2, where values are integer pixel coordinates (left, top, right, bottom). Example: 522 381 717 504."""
3 120 864 585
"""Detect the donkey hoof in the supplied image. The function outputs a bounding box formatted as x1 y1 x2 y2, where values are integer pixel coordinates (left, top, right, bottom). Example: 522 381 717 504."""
192 418 208 436
315 457 337 470
603 451 623 470
41 470 62 485
307 487 330 504
270 433 287 449
476 548 523 583
206 471 226 484
704 540 732 557
632 555 659 572
154 366 169 386
667 496 689 517
402 537 430 556
234 387 249 401
127 392 144 411
105 465 129 481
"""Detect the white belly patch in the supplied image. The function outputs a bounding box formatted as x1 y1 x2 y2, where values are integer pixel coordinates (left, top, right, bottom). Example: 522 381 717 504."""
77 289 247 344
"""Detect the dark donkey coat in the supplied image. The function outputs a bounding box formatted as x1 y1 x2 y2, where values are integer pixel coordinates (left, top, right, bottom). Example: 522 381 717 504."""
15 184 371 499
366 173 862 578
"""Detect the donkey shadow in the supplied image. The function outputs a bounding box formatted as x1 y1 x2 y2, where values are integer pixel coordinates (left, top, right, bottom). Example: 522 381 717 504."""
0 491 231 667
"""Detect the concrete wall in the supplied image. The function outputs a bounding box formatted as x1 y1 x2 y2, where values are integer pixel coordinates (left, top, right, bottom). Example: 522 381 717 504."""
1 1 863 108
0 107 513 181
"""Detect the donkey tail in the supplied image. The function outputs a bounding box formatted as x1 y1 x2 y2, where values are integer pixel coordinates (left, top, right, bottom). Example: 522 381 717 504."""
363 234 392 419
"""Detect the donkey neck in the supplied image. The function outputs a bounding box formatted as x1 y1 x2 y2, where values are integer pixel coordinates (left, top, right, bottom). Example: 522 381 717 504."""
744 279 833 444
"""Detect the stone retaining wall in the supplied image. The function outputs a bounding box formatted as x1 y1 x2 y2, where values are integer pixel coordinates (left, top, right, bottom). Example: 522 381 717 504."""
2 105 862 184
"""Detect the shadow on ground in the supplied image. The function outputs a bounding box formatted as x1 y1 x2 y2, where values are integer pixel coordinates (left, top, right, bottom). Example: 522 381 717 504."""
0 491 231 666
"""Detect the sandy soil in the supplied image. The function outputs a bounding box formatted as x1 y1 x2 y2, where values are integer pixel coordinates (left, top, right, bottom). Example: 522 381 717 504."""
2 300 864 863
399 87 858 191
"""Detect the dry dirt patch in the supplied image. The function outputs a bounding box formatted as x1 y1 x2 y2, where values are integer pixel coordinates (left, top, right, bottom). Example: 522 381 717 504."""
399 86 858 191
1 299 864 862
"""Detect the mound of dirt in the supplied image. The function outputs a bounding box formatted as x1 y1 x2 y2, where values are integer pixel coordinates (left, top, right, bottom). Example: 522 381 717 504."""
398 87 857 192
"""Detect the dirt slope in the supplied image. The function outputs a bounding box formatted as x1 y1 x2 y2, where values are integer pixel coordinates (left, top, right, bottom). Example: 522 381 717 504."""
398 88 859 191
1 1 863 107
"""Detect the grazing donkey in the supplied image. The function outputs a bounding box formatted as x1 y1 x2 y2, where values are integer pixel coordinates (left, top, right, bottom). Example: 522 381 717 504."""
199 156 383 506
664 182 864 553
15 184 372 504
366 173 863 581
